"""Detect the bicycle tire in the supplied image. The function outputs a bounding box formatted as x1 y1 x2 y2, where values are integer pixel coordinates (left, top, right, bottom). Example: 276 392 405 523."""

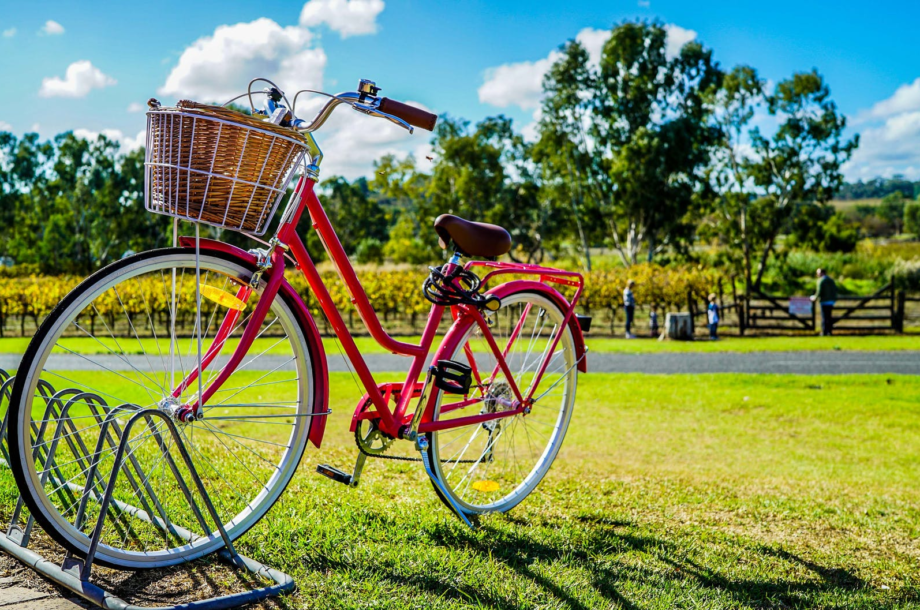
8 248 321 569
425 289 577 515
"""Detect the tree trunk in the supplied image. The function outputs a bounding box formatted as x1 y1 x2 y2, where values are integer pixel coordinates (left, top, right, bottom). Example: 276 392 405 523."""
564 159 592 272
740 204 753 296
752 233 776 291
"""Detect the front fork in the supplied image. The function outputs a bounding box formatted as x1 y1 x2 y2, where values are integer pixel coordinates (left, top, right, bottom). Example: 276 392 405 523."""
171 248 285 422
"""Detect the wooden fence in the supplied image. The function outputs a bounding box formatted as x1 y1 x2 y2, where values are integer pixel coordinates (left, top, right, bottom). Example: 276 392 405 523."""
742 283 903 334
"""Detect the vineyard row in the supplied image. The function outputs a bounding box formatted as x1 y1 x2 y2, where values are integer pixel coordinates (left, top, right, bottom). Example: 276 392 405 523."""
0 264 729 337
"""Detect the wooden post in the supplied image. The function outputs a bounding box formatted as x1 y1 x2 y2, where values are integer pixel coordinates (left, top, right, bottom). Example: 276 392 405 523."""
811 297 817 333
896 289 906 333
890 283 895 331
687 288 695 335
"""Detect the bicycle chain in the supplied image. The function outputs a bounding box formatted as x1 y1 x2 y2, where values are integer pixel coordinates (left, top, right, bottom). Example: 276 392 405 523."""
353 427 478 464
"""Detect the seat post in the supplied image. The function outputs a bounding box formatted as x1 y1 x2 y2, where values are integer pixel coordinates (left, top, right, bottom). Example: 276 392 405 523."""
442 251 463 276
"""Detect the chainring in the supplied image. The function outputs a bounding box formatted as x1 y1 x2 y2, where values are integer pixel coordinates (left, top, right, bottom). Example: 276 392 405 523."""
354 418 394 456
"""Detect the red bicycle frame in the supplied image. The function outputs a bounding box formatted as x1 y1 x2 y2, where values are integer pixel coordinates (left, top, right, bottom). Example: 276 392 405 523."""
176 175 586 441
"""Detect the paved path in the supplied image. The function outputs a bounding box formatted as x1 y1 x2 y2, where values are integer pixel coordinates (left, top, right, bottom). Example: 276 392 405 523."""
0 576 87 609
2 351 919 375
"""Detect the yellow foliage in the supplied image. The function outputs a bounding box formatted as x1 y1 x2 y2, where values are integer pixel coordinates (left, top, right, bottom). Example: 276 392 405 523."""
0 264 726 335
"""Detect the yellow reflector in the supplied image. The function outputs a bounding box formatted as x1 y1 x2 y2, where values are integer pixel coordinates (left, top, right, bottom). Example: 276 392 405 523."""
199 284 246 311
471 480 500 493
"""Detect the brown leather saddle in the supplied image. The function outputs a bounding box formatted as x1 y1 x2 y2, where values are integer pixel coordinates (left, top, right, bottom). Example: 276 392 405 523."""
433 214 512 259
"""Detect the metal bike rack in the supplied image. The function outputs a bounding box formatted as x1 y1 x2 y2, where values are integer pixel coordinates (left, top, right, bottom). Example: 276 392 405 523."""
0 368 295 609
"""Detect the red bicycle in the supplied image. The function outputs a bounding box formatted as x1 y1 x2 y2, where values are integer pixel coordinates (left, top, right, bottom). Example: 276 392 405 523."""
7 79 588 569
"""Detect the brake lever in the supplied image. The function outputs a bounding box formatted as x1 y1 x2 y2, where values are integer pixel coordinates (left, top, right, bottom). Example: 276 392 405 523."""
352 102 415 134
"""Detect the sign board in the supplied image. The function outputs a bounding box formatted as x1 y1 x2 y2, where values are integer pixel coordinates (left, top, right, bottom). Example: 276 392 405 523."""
788 297 812 316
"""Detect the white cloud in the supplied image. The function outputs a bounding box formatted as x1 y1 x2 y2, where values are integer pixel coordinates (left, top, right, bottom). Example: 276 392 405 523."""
73 128 146 152
299 0 384 38
2 27 16 38
159 18 325 102
41 20 64 35
302 96 433 179
39 61 116 98
157 3 423 180
0 121 11 132
862 77 920 121
478 52 561 110
664 24 697 59
844 111 920 181
575 27 609 66
844 79 920 180
478 24 697 112
29 123 40 134
127 102 145 113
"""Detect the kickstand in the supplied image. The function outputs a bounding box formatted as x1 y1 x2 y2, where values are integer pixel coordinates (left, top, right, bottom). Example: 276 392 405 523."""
416 436 474 528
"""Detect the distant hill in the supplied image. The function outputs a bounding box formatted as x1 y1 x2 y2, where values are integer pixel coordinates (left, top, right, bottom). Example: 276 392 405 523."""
838 177 918 200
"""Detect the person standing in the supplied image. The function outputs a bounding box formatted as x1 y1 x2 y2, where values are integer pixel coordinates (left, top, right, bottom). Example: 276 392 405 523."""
707 293 720 340
623 280 637 339
810 268 838 336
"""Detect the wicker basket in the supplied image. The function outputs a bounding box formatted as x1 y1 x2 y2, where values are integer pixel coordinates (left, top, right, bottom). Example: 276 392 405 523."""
144 101 309 236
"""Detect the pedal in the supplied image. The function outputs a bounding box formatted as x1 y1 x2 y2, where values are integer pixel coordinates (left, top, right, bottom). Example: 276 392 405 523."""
432 360 473 395
316 464 352 486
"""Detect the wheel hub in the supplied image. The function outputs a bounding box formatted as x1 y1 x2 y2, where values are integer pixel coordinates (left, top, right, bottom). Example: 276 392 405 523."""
481 381 513 432
158 397 196 422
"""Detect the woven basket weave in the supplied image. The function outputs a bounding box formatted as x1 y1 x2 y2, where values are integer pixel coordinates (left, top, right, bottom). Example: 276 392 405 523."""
145 101 309 236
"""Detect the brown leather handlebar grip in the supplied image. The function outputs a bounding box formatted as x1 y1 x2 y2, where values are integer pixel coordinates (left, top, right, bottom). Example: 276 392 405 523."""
378 98 438 132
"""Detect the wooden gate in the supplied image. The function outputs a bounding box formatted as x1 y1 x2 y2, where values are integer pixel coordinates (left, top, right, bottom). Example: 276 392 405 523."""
746 283 898 334
746 292 816 332
828 283 898 332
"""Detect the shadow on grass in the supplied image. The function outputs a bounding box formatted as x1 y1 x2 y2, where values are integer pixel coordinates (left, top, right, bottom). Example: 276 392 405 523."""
402 513 900 609
265 499 913 609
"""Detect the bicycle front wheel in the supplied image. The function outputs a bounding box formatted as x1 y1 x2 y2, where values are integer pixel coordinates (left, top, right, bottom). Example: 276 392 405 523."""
427 290 578 515
8 249 317 569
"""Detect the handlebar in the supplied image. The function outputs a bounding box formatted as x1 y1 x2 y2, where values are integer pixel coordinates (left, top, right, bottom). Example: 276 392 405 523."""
378 98 438 131
294 81 438 135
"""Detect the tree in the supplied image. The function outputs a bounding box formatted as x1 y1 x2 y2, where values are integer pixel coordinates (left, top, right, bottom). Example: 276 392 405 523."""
905 199 920 236
531 40 603 270
878 191 906 234
371 154 439 262
318 176 388 255
707 65 767 294
787 204 859 253
745 70 858 288
537 20 722 266
0 131 174 275
428 115 553 263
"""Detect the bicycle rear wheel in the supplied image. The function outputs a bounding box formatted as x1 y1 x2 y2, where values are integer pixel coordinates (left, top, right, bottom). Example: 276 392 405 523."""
426 290 577 514
7 249 317 569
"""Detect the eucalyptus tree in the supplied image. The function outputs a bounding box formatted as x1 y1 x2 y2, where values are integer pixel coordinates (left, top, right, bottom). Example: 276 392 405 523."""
0 132 167 275
707 65 767 293
427 115 553 263
537 20 722 266
707 67 857 292
745 70 858 288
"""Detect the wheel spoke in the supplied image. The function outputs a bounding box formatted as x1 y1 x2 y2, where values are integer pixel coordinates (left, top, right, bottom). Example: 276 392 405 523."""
10 252 310 569
429 292 576 514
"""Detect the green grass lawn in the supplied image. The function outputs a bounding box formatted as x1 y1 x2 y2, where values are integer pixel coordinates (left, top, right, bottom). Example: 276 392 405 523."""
2 333 919 357
584 334 920 353
2 372 917 608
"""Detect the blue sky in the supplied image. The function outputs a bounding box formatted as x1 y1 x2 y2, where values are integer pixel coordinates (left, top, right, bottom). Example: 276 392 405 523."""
1 0 918 180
